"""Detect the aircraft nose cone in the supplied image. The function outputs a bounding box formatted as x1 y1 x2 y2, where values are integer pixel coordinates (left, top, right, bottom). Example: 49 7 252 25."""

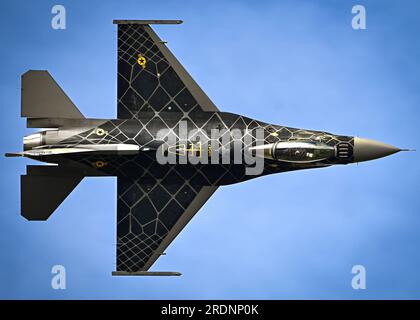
353 137 401 162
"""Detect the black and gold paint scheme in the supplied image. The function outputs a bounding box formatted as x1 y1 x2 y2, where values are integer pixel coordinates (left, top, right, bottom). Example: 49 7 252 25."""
17 21 354 274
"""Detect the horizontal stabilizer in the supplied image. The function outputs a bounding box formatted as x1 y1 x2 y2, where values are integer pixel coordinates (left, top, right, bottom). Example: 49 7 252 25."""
21 167 83 220
21 70 85 119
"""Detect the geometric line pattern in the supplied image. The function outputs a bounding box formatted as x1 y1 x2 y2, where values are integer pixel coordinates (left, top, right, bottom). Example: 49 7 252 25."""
57 112 354 272
117 24 204 118
51 23 356 273
116 175 202 272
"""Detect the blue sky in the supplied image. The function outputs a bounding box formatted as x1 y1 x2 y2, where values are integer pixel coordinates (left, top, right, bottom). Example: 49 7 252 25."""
0 0 419 299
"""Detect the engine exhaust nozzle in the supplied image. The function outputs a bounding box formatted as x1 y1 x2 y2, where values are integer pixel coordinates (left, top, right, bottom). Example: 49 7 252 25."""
23 132 43 151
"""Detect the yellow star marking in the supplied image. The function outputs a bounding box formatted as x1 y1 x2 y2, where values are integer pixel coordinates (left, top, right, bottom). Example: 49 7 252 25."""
137 54 147 69
95 128 107 136
95 161 107 168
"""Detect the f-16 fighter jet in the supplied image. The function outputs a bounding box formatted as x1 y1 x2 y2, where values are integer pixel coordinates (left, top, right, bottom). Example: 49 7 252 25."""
6 20 406 276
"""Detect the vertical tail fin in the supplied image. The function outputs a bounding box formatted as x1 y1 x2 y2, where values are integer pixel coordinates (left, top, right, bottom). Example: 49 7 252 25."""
21 70 85 119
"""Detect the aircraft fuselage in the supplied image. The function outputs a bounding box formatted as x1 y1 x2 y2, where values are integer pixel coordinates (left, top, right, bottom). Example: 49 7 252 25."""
21 111 359 186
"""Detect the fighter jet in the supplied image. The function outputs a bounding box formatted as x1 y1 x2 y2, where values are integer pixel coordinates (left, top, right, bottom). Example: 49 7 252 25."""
6 20 406 276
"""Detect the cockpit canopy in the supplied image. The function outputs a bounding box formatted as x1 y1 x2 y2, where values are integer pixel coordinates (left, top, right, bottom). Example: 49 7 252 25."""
250 141 335 163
